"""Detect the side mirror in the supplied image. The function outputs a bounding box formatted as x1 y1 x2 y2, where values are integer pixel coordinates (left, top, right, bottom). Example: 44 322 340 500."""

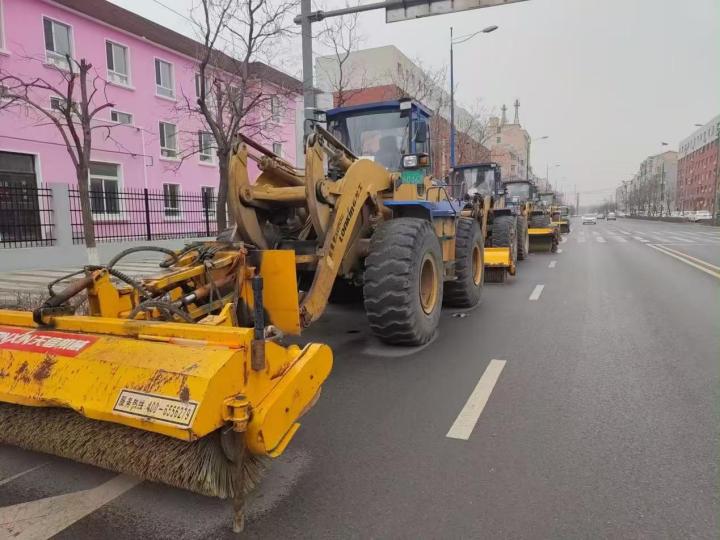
415 121 428 143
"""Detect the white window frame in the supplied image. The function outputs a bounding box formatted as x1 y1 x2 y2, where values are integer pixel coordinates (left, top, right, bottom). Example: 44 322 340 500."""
88 161 122 219
42 16 73 69
154 57 175 99
198 131 215 164
272 142 282 157
105 39 131 87
201 186 216 216
158 121 178 159
163 183 181 218
270 95 280 122
49 95 77 114
110 109 133 125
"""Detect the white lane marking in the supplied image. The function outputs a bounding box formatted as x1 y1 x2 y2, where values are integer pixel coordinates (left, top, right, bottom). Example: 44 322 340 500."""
0 464 48 487
613 236 628 243
548 260 557 268
618 229 632 234
596 236 606 243
529 284 545 301
0 474 142 540
560 236 568 243
591 230 599 236
557 248 563 253
446 359 506 440
633 236 648 242
646 244 720 280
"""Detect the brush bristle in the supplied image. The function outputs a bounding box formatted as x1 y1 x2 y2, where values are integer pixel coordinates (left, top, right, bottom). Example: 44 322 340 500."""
0 403 266 498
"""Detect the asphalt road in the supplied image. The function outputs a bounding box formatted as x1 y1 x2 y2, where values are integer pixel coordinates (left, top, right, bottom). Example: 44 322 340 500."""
1 217 718 539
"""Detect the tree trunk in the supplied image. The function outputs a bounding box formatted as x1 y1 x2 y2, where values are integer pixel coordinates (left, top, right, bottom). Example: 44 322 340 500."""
216 153 229 232
76 162 98 263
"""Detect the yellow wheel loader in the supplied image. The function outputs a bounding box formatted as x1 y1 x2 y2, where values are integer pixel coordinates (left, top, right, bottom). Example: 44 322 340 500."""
448 162 518 283
0 242 332 532
228 99 490 343
504 179 559 253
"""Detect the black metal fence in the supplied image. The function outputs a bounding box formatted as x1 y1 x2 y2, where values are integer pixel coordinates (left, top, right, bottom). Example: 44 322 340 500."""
69 187 226 244
0 184 55 248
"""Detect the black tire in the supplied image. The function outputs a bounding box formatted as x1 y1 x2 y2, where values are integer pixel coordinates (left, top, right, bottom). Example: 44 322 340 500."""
491 215 518 266
444 218 483 307
516 216 529 260
363 218 443 345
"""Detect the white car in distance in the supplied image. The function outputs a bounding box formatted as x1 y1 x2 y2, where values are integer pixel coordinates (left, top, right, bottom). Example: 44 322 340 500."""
582 214 597 225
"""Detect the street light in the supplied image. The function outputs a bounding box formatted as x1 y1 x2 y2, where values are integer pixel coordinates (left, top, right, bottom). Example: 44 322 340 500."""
526 135 548 181
546 163 560 189
450 25 498 168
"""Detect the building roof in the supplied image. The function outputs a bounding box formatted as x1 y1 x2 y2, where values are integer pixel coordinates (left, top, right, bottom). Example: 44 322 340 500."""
52 0 303 93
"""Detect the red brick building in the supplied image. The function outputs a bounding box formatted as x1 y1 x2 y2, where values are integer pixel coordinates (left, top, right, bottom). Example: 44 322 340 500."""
677 115 719 213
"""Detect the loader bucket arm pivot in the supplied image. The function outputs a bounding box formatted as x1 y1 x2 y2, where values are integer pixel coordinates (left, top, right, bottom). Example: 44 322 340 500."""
299 157 393 327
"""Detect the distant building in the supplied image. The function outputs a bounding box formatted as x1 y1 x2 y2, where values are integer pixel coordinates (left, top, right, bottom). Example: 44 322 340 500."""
315 45 489 178
624 151 678 215
677 115 719 213
486 100 531 182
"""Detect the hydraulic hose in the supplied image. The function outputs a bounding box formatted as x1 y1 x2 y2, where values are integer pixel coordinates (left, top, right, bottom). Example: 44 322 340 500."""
128 299 194 323
106 246 179 269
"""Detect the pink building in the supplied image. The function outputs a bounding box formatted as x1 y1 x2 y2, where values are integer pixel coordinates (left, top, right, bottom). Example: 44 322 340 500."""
0 0 301 244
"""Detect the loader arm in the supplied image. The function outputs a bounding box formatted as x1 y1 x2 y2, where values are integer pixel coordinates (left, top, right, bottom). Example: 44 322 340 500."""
299 155 393 326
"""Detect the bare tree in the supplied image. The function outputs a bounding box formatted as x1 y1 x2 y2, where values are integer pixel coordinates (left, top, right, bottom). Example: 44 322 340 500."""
186 0 299 231
455 101 492 165
316 11 370 107
1 56 116 263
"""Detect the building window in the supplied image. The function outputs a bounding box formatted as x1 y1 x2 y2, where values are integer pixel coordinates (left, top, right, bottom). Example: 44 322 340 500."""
50 96 76 114
155 59 174 98
0 0 5 50
270 95 280 121
159 122 177 158
106 41 130 86
43 17 72 69
110 110 133 125
201 186 215 215
163 183 180 216
496 136 501 143
272 142 282 157
198 131 215 163
89 162 120 216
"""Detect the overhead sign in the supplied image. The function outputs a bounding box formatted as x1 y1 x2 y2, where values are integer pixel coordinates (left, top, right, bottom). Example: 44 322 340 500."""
386 0 529 23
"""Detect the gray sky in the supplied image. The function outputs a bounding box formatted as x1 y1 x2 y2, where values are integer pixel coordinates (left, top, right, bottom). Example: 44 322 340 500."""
112 0 719 204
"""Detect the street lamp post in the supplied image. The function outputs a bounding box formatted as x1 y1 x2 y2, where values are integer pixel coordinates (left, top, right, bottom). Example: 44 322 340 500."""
450 25 498 168
526 135 548 181
546 163 560 190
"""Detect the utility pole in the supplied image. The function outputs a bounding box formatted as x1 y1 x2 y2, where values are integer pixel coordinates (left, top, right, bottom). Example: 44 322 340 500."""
450 26 455 168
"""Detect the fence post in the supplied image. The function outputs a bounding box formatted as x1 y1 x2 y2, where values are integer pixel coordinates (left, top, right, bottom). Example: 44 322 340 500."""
203 191 211 237
143 188 152 241
52 183 73 249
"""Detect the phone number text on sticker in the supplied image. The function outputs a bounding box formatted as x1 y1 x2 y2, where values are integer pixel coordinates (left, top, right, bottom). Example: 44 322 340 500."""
114 389 198 428
0 326 97 357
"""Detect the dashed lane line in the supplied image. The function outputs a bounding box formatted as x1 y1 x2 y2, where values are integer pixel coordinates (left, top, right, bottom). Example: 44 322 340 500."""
633 236 648 242
529 284 545 301
557 248 563 253
596 236 606 243
446 359 506 441
613 236 627 243
548 260 557 268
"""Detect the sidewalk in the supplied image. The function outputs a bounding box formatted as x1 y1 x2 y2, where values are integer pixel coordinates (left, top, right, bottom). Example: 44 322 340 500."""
0 258 167 305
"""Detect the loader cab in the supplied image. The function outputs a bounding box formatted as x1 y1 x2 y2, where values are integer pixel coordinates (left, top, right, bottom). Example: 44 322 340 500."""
326 99 431 181
504 180 534 204
538 192 555 207
448 162 502 201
